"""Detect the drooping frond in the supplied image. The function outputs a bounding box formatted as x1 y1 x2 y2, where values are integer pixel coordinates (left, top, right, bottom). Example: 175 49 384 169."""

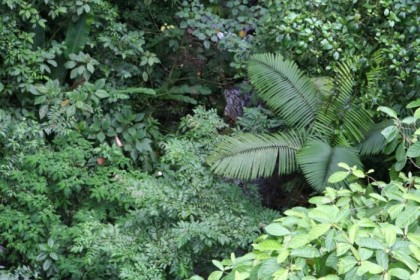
366 50 385 94
357 120 392 155
312 62 373 144
207 131 306 180
248 53 320 129
297 140 362 191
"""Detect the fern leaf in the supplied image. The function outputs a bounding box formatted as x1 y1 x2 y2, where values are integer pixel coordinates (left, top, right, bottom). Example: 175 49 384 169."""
297 140 362 191
248 53 320 129
208 131 306 180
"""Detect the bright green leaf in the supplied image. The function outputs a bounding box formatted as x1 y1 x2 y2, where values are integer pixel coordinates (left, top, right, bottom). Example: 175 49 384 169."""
265 223 290 236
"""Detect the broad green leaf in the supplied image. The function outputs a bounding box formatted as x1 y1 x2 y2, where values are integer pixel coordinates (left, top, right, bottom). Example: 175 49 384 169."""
235 271 249 280
403 192 420 203
253 240 282 251
336 243 351 256
308 205 339 223
39 104 49 119
258 258 279 279
66 105 76 117
378 106 398 119
308 223 331 241
410 272 420 280
212 260 224 271
356 238 385 250
49 252 58 261
376 250 389 270
43 259 52 271
389 268 411 280
392 251 418 272
359 248 373 261
357 261 384 275
65 14 90 56
415 108 420 119
407 233 420 247
381 225 397 247
328 171 350 183
288 234 309 249
358 218 376 227
381 126 398 143
337 256 357 274
402 116 417 124
34 95 46 105
273 268 288 280
190 276 204 280
348 224 359 244
208 271 223 280
395 206 419 228
276 249 289 264
308 196 333 205
325 229 336 251
369 193 387 202
409 245 420 262
387 204 405 220
352 169 365 178
290 246 320 258
265 223 290 236
407 99 420 109
95 90 109 98
407 142 420 158
337 162 351 170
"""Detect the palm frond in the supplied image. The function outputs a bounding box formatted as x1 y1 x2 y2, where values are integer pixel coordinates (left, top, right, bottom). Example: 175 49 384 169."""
297 140 362 191
208 131 306 180
248 53 320 129
357 120 392 155
313 62 373 144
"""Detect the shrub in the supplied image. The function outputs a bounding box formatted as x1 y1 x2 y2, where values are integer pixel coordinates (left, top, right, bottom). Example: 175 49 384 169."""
204 164 420 280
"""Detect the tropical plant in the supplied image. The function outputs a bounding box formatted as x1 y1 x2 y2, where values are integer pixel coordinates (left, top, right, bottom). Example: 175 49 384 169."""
208 53 377 191
204 164 420 280
376 98 420 174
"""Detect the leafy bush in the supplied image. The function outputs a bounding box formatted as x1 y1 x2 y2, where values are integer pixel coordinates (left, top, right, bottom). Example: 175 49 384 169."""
205 164 420 280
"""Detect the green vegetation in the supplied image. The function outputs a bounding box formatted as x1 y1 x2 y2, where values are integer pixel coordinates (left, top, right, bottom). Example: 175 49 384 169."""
0 0 419 279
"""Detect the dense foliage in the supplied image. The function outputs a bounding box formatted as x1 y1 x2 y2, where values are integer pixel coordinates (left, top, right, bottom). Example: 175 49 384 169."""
0 108 277 279
1 0 419 279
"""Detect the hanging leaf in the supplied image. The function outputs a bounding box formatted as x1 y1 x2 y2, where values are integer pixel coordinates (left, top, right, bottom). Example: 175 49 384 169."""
65 14 90 57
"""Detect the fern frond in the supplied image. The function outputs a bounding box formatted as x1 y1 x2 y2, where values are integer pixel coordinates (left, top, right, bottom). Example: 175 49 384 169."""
248 53 320 129
297 140 362 191
208 131 306 180
357 120 392 155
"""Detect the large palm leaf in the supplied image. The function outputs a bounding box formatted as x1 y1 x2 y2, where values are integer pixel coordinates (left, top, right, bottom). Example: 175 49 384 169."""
297 140 362 191
248 53 320 129
312 62 373 144
207 131 305 180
